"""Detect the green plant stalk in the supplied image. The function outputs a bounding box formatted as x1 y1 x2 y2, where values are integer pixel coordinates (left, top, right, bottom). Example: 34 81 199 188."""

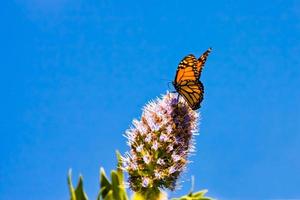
132 187 166 200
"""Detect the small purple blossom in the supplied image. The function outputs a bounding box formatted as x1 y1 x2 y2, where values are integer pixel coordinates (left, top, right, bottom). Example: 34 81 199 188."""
166 125 173 134
142 177 150 187
167 144 174 152
168 166 176 174
172 154 181 162
145 134 152 143
152 141 159 150
130 162 138 170
143 154 151 164
157 158 165 165
159 134 168 142
154 170 162 179
136 145 143 152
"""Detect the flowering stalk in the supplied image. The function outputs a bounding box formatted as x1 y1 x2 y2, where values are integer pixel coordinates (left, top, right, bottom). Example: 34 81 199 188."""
123 92 199 199
67 91 214 200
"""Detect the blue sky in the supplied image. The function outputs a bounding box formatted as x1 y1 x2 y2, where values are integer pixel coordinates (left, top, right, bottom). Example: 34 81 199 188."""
1 0 300 199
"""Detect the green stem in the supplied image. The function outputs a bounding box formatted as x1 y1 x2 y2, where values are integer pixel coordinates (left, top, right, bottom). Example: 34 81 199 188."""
133 188 165 200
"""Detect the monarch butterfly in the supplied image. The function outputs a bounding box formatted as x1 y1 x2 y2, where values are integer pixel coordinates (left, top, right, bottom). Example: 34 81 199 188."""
173 48 212 110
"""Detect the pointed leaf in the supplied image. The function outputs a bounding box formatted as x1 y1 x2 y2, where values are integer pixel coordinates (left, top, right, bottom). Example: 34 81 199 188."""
67 169 76 200
67 170 88 200
171 189 213 200
191 189 208 197
74 176 89 200
98 152 129 200
116 151 124 181
111 170 121 200
115 151 129 200
100 168 112 199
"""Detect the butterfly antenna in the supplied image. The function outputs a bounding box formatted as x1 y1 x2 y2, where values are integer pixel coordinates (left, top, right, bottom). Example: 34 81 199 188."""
167 81 172 90
168 81 176 93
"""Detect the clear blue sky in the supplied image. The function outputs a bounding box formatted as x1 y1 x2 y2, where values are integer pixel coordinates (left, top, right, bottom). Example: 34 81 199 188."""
1 0 300 199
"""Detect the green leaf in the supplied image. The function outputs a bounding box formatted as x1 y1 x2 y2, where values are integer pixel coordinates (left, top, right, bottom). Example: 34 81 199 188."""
98 151 129 200
171 189 214 200
191 189 208 197
68 170 76 200
67 169 89 200
111 170 121 200
116 150 124 181
172 176 214 200
99 168 112 198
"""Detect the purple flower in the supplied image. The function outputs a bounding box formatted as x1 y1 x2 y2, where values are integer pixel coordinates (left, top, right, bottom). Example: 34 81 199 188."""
168 166 176 174
142 177 150 187
143 154 151 164
157 158 165 165
123 92 199 191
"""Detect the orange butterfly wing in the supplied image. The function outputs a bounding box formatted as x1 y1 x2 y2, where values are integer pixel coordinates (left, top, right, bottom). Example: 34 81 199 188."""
175 80 204 110
175 54 198 83
173 48 211 110
194 48 212 79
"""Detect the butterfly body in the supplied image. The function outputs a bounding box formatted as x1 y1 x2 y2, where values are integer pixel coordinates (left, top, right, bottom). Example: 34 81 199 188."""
173 48 211 110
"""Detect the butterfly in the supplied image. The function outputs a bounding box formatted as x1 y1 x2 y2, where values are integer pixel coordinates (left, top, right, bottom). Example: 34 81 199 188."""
173 48 212 110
